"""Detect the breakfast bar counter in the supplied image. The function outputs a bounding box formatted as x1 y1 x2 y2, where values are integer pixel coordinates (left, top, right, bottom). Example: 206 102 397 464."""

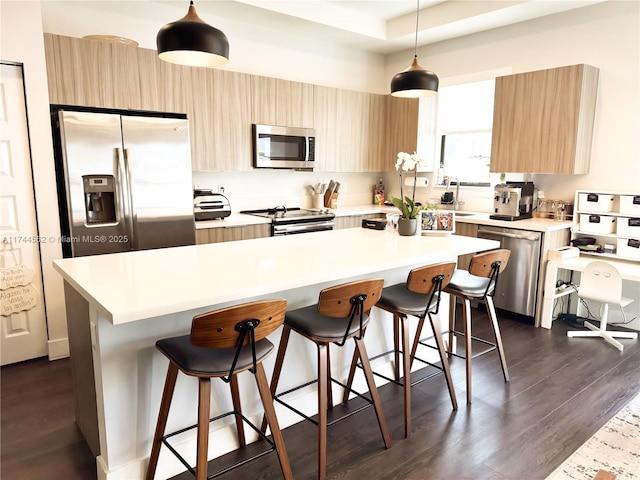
54 228 498 480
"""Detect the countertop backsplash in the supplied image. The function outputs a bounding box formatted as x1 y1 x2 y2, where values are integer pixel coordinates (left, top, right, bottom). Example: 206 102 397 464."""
193 169 572 215
192 170 385 212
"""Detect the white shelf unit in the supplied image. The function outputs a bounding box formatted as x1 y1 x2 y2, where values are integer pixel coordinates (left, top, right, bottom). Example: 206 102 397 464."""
572 190 640 262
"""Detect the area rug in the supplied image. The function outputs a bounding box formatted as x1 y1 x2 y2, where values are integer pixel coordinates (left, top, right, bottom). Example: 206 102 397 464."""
546 393 640 480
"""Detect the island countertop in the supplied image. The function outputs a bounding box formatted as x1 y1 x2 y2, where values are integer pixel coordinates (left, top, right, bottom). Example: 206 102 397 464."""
54 227 500 480
53 227 499 325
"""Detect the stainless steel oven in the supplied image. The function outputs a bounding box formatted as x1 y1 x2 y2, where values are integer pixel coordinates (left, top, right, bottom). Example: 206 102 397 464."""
241 206 334 236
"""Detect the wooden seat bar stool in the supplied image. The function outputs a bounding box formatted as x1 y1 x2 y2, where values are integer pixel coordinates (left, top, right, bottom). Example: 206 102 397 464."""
262 279 391 480
343 262 458 438
146 299 292 480
438 249 511 404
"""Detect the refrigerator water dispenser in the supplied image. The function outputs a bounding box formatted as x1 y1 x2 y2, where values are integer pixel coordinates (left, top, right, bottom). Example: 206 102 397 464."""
83 175 117 224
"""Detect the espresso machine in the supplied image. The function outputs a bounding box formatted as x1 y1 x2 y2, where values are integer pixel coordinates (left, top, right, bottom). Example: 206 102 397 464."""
490 182 535 221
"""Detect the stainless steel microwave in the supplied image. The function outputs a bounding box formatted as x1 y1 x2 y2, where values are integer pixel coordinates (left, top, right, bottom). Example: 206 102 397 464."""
253 124 315 171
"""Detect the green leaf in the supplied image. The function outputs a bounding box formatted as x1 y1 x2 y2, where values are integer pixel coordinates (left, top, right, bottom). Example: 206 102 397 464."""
392 196 424 219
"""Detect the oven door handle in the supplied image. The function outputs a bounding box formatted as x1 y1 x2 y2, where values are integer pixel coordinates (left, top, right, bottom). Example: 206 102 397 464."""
273 221 334 234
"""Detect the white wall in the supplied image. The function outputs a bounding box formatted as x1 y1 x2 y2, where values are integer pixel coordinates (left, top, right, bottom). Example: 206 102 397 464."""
387 0 640 202
0 1 68 357
40 1 387 93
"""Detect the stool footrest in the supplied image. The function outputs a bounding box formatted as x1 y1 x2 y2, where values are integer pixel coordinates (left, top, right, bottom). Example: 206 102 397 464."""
274 377 374 428
355 348 446 388
436 330 498 360
161 410 277 479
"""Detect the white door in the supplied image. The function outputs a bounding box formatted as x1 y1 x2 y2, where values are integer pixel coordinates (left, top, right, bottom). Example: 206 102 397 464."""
0 62 48 365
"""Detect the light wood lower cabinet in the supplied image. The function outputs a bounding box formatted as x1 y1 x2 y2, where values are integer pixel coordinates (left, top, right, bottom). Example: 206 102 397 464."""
195 224 270 244
334 213 383 230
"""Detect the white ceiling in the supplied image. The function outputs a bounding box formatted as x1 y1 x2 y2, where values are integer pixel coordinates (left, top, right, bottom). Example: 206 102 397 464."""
42 0 608 55
165 0 607 54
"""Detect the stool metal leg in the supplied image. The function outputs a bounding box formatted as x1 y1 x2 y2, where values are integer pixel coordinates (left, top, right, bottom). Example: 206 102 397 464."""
448 294 457 359
462 297 473 404
255 363 293 480
326 346 333 410
146 363 179 480
196 378 211 480
393 317 401 381
485 296 510 382
400 315 411 438
229 375 246 448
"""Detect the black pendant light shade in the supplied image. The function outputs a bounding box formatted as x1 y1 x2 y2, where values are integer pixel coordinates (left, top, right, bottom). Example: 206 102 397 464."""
391 56 438 97
390 0 438 98
157 1 229 68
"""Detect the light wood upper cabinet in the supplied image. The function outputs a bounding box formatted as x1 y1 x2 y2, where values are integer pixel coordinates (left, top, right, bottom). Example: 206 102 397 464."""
44 33 141 110
251 76 314 128
490 64 599 174
44 34 419 173
313 86 390 172
383 96 419 172
188 68 253 171
44 34 252 172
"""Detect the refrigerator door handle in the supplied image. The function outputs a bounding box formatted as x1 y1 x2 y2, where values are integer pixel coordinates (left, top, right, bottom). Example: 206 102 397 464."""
117 147 135 248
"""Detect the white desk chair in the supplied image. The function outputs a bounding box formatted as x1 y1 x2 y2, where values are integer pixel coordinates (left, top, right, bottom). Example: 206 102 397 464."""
567 261 638 351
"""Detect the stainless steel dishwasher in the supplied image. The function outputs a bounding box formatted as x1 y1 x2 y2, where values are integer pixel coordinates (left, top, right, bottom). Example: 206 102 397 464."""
476 225 542 317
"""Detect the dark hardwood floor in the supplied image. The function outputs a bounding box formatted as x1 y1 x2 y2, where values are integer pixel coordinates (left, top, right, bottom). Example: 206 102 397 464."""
2 308 639 480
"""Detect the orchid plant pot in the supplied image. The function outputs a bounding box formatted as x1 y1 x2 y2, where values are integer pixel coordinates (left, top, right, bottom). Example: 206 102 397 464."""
397 217 418 236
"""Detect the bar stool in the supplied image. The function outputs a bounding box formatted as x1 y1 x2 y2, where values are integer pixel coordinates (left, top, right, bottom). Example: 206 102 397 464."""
439 249 511 404
262 278 391 480
146 299 292 480
343 262 458 438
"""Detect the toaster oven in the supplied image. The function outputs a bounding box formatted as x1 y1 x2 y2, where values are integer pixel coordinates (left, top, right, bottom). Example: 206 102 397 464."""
193 190 231 221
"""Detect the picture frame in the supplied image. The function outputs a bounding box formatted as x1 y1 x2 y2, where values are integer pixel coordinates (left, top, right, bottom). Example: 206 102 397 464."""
420 210 456 235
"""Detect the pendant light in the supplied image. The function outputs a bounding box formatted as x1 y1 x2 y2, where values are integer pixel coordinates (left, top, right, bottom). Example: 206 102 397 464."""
390 0 438 97
157 1 229 68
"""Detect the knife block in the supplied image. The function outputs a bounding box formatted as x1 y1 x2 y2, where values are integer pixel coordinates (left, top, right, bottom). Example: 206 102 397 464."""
325 192 338 209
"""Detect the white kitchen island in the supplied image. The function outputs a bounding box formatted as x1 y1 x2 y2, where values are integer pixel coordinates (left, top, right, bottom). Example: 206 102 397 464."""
53 228 498 480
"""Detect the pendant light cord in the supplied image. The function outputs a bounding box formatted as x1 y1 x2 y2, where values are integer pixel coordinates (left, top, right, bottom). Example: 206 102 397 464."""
414 0 420 58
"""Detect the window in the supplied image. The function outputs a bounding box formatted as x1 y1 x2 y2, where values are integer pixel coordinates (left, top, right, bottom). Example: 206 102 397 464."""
439 131 492 186
436 79 495 185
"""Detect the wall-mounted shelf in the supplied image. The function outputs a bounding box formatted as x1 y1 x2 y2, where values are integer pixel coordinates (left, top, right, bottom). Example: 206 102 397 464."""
572 190 640 262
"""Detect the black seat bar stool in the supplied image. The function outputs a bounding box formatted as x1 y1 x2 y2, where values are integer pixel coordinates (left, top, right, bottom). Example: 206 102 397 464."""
146 299 292 480
343 262 458 438
438 248 511 404
261 278 391 480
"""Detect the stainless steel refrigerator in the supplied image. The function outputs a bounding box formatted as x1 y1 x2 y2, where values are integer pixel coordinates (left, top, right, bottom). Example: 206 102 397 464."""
51 107 195 258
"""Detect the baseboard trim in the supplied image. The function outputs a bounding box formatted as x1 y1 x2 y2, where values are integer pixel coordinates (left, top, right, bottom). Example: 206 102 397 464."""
47 337 69 360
